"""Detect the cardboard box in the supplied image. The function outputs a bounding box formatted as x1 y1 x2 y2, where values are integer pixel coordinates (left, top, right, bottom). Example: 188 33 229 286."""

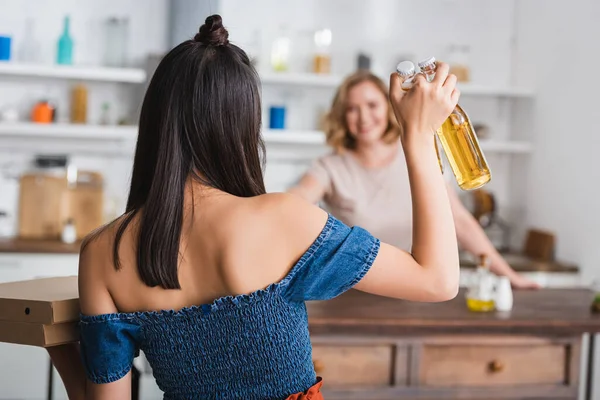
0 276 80 347
0 320 78 347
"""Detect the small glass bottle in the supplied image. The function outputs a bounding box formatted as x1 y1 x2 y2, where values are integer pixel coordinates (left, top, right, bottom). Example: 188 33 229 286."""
19 18 41 63
396 61 444 174
271 26 292 72
104 17 129 67
61 218 77 244
447 44 471 82
313 29 332 74
57 15 73 65
418 56 491 190
466 254 496 312
71 84 87 124
99 102 111 125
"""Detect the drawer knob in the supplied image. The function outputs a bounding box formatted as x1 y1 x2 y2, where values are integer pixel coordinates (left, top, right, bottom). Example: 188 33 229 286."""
313 359 325 374
488 359 505 373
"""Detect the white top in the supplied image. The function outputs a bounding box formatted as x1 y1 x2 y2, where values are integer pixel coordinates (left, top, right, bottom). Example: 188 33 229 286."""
308 146 452 250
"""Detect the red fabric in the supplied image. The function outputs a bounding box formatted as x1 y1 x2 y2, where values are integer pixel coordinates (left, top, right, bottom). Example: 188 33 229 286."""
286 377 324 400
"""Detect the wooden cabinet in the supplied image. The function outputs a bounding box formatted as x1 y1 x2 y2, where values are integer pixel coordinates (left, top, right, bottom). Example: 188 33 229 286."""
310 336 581 399
306 289 599 400
311 344 397 388
418 340 568 387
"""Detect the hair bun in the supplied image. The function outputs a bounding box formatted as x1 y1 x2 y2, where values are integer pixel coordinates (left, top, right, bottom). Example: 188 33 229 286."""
195 14 229 46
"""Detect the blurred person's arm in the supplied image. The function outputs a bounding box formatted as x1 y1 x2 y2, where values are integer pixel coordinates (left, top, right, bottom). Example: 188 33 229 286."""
288 173 327 204
446 183 540 289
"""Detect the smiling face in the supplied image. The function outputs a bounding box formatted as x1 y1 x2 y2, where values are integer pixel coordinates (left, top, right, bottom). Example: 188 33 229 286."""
344 80 390 146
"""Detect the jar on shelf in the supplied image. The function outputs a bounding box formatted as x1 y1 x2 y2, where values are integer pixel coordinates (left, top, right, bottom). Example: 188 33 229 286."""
104 17 130 67
270 26 292 72
447 44 471 82
70 84 88 124
313 28 332 74
31 100 55 124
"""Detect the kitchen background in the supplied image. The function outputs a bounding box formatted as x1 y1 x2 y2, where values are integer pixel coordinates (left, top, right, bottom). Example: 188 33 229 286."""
0 0 598 399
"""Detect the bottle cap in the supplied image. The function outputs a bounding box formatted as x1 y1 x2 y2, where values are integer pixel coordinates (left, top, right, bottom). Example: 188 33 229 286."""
396 61 415 77
418 56 436 69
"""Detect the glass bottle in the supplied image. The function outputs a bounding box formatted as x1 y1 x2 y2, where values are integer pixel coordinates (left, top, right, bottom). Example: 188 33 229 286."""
313 28 332 74
99 102 111 125
271 26 292 72
396 61 444 174
57 15 73 65
466 254 496 312
19 18 41 63
104 17 129 67
70 84 87 124
447 44 471 82
418 56 491 190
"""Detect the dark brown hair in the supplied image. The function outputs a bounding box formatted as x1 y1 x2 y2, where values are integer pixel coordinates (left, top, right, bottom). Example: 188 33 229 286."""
112 14 265 289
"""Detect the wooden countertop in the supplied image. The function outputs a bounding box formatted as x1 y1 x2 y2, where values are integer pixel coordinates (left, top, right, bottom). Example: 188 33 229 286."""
307 288 600 336
460 252 578 273
0 238 81 254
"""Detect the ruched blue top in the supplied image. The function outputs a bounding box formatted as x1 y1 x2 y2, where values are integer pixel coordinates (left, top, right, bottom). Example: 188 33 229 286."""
79 215 380 399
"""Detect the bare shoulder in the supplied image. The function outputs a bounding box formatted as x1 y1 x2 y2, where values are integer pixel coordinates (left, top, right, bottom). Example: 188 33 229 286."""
78 215 133 315
250 192 329 237
219 193 329 284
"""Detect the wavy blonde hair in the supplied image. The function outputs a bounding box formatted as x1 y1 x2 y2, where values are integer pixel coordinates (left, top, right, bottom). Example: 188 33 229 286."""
324 70 401 151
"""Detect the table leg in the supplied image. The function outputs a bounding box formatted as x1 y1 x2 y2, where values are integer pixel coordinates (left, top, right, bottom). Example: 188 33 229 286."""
586 333 596 400
47 359 53 400
131 364 140 400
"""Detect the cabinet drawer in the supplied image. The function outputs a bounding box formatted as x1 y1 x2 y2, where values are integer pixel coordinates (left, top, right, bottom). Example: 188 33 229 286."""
311 344 397 387
419 343 566 387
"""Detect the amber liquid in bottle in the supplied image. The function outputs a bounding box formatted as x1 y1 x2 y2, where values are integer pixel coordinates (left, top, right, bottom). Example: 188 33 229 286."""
465 254 495 312
71 84 88 124
466 297 495 312
419 58 491 190
439 105 491 190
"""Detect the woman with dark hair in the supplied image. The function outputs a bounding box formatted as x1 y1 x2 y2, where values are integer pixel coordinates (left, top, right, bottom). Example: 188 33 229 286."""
48 15 461 399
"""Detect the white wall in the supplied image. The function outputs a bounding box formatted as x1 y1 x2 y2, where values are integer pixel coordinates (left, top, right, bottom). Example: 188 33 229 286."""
514 0 600 283
513 4 600 396
169 0 221 47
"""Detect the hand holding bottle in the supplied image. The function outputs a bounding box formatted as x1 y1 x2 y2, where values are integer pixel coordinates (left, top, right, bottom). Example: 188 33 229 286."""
389 61 459 145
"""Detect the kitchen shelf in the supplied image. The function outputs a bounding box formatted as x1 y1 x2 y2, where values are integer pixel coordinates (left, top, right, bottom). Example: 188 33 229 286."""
260 72 533 97
455 84 534 98
263 130 325 144
263 130 532 153
0 125 531 154
0 63 146 83
0 122 138 140
260 72 343 88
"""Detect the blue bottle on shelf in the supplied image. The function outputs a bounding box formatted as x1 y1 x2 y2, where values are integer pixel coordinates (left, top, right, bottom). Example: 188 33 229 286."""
0 36 12 61
57 16 73 65
269 106 286 129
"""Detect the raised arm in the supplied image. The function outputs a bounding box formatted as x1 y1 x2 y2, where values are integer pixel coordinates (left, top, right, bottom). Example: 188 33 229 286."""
354 63 461 301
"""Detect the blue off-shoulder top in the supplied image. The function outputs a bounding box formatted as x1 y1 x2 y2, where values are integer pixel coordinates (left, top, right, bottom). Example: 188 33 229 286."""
79 215 380 399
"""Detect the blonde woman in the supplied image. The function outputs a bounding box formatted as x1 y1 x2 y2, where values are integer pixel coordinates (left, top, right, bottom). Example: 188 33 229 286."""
289 70 539 289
